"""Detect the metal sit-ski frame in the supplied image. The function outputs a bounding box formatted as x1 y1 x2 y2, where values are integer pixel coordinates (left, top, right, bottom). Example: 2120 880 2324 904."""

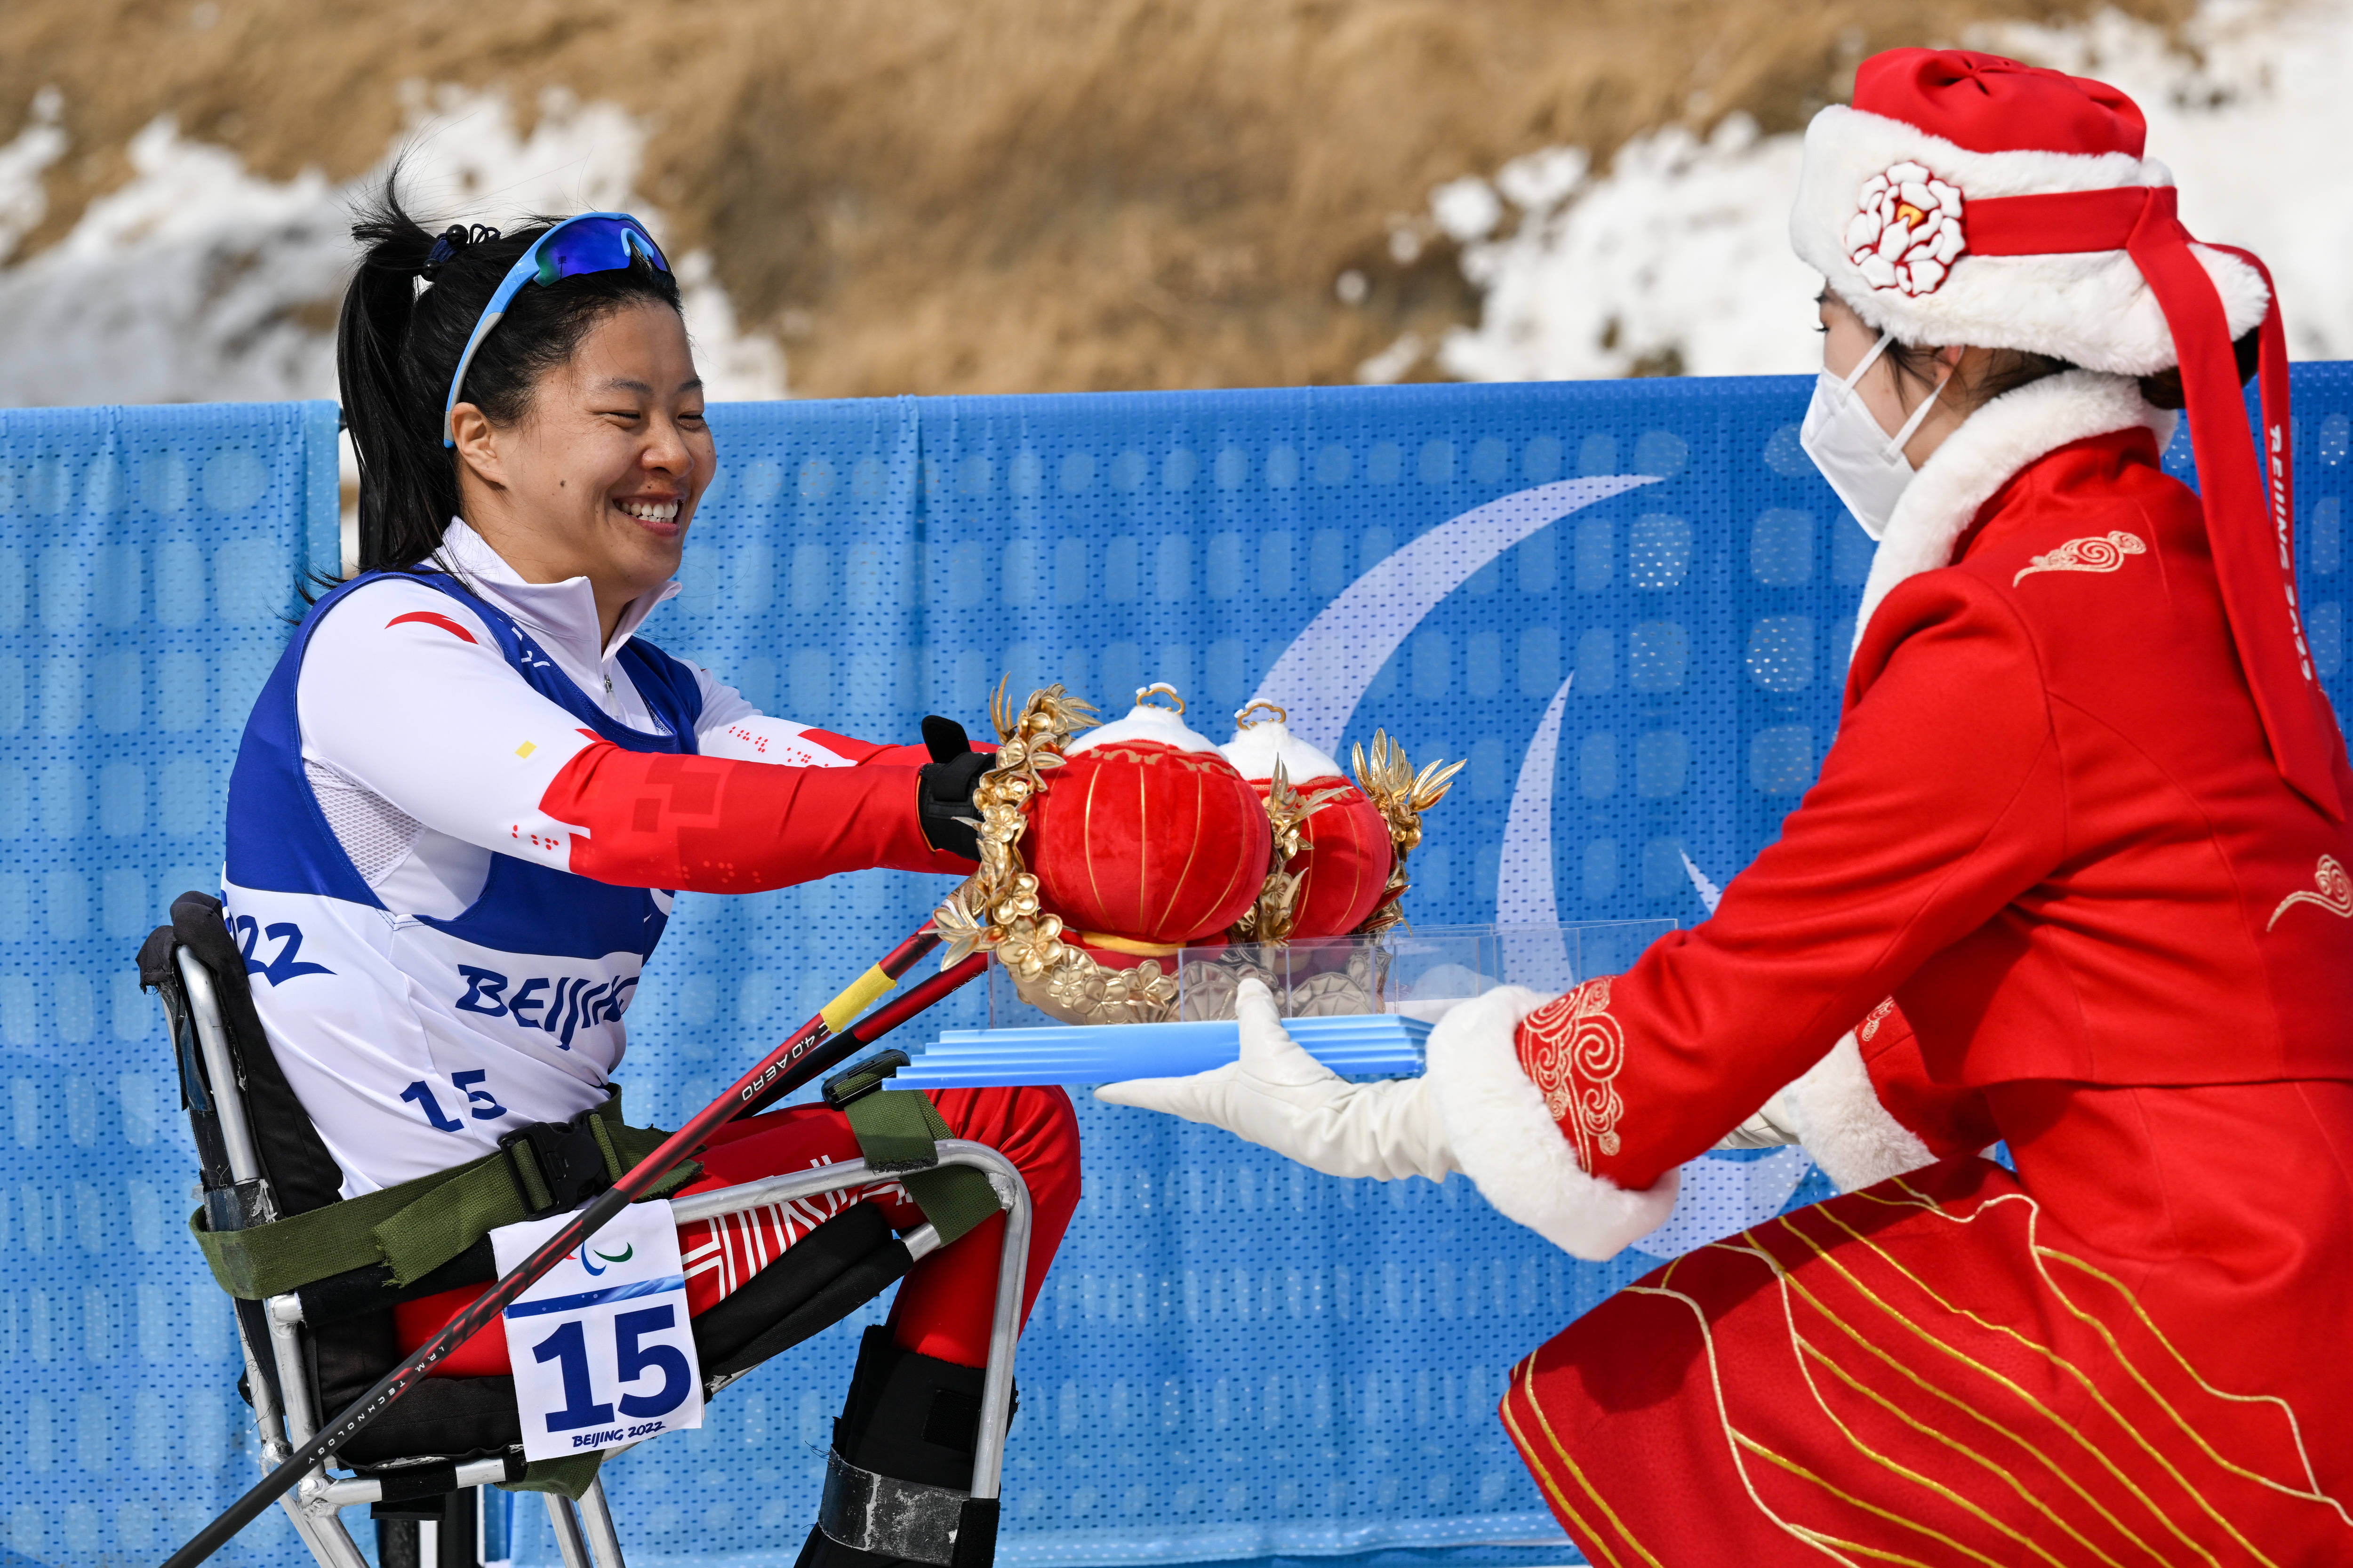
161 940 1031 1568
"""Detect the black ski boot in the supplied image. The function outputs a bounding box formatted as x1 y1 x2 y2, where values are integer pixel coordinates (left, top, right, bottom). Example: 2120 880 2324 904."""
795 1325 1006 1568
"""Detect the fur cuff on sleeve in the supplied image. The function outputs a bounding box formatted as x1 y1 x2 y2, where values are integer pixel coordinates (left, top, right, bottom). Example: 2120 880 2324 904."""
1424 985 1680 1261
1784 1031 1937 1193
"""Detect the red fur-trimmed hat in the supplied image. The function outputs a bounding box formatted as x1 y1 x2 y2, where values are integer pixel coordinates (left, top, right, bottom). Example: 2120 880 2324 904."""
1793 48 2344 818
1791 48 2268 373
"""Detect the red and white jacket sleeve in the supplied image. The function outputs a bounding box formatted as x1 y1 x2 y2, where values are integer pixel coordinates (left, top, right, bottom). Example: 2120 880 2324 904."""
1423 569 2062 1258
298 584 972 894
691 676 941 772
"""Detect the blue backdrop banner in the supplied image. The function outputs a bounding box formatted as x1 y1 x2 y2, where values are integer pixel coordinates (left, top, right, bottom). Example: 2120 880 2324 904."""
1 371 2346 1568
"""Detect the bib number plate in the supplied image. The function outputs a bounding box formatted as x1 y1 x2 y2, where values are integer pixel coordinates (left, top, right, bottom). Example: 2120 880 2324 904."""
492 1200 704 1461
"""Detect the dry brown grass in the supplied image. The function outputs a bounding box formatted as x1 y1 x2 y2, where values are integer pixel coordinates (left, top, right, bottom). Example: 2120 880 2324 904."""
0 0 2195 396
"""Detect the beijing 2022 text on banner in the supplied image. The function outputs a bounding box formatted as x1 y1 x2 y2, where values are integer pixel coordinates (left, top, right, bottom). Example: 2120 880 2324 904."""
0 372 2345 1568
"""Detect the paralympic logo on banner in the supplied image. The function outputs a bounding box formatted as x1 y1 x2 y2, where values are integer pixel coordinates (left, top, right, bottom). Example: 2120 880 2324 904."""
1245 474 1813 1254
1247 473 1665 974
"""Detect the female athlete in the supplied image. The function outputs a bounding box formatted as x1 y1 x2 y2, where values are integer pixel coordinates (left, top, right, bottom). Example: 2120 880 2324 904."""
220 185 1077 1561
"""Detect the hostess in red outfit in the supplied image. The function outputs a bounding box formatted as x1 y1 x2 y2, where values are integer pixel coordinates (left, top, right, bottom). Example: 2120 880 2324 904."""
1414 52 2353 1565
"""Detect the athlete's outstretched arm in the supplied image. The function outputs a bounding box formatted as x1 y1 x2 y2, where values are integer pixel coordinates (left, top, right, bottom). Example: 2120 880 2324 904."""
296 581 972 894
688 669 949 771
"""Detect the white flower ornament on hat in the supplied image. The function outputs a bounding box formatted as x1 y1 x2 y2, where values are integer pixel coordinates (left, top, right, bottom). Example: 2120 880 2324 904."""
1844 162 1967 296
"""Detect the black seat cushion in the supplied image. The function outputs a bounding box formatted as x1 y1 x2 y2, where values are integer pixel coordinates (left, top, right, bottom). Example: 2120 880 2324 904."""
319 1203 911 1464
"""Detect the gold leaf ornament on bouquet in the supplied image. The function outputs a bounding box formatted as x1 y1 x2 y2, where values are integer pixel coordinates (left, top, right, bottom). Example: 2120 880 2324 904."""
938 692 1465 1026
1350 729 1465 936
1226 755 1346 946
931 681 1096 977
929 680 1191 1025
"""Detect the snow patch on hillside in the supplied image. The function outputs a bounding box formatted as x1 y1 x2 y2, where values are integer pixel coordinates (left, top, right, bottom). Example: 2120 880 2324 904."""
0 84 784 407
1436 0 2353 383
1437 116 1816 383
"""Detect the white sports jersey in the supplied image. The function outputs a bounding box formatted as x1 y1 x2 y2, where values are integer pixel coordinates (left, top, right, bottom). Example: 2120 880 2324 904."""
223 522 870 1198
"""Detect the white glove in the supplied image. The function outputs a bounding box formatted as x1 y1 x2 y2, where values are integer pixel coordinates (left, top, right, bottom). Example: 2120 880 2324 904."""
1093 978 1457 1181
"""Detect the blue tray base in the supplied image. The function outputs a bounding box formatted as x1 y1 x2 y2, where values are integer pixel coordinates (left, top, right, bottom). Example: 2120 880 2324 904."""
894 1014 1433 1087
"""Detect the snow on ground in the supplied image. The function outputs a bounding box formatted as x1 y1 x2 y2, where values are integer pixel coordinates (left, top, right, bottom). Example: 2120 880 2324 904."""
0 83 785 408
1434 0 2353 384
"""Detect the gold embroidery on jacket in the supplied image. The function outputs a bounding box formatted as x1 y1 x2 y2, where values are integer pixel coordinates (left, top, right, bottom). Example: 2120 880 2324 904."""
2012 531 2147 586
1517 977 1628 1162
2266 855 2353 931
1858 998 1897 1042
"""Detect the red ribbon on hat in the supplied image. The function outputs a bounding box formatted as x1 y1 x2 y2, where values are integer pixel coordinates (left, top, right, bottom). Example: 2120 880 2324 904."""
1966 185 2344 819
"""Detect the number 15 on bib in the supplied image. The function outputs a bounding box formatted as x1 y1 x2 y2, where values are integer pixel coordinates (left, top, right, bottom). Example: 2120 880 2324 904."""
492 1200 705 1462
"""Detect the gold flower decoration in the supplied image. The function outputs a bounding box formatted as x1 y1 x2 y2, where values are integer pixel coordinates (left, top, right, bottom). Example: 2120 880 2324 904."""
931 680 1190 1025
1227 760 1345 945
1350 729 1464 936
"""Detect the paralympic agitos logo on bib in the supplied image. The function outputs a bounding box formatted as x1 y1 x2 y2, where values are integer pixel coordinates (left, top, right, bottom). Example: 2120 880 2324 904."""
454 965 640 1049
575 1243 634 1276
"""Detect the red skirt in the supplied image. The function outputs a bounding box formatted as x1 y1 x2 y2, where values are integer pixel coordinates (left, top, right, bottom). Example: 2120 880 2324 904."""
1502 1081 2353 1565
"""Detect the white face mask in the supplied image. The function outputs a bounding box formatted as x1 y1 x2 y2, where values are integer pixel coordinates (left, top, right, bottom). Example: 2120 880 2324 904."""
1798 331 1947 541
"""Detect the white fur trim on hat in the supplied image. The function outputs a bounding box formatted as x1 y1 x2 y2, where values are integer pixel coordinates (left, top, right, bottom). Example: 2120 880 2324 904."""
1424 984 1680 1260
1852 368 2170 649
1781 1031 1936 1193
1793 106 2267 375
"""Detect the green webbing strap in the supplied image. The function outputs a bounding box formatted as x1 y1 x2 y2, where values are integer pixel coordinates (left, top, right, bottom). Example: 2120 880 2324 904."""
500 1451 604 1500
187 1089 702 1301
839 1090 1006 1247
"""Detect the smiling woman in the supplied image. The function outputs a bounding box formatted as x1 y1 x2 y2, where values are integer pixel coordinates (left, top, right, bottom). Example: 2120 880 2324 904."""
448 298 710 644
205 181 1082 1549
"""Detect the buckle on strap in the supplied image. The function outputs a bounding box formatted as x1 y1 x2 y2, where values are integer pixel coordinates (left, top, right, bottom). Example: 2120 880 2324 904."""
498 1108 616 1219
818 1450 967 1568
823 1048 912 1114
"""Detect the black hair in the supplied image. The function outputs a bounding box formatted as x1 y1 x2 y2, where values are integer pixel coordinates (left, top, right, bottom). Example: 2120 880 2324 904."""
335 173 684 575
1884 327 2261 414
2132 328 2263 412
1884 338 2074 411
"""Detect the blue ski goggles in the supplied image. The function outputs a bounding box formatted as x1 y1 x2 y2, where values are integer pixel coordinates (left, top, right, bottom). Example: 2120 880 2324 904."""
441 211 671 447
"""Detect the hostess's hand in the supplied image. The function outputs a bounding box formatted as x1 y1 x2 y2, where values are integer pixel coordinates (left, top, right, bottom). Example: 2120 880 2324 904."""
1094 978 1456 1181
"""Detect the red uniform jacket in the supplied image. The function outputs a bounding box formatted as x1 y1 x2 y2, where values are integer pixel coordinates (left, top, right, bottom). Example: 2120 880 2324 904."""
1440 370 2353 1562
1519 416 2353 1192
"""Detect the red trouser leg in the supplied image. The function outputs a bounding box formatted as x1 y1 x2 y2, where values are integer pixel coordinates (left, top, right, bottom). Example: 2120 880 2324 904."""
393 1085 1081 1376
680 1084 1081 1365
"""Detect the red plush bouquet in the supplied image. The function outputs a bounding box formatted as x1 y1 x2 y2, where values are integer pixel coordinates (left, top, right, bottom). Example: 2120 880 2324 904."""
933 682 1459 1025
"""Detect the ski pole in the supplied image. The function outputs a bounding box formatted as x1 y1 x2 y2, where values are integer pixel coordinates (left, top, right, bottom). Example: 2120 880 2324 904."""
164 927 987 1568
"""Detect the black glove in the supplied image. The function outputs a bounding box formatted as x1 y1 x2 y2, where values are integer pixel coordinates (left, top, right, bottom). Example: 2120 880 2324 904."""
915 716 990 861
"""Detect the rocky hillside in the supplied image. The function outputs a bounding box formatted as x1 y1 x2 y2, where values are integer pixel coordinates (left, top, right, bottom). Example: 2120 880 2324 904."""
0 0 2207 400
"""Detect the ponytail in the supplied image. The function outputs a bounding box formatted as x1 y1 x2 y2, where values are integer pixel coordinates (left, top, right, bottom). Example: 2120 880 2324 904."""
333 172 684 576
336 185 444 576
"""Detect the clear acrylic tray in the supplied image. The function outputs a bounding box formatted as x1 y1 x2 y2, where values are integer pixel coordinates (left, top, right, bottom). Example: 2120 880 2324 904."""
893 920 1674 1088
